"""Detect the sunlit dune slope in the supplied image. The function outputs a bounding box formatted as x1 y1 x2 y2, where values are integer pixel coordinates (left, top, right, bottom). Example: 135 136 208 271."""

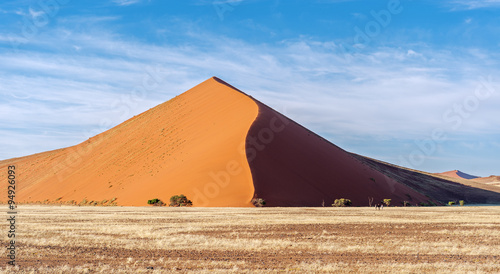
0 77 259 206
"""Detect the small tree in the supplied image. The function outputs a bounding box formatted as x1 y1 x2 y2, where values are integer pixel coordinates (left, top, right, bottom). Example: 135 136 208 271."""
459 200 465 206
402 201 410 207
332 198 352 207
148 198 164 206
383 199 391 207
252 198 266 207
169 195 192 207
448 201 456 206
368 197 374 207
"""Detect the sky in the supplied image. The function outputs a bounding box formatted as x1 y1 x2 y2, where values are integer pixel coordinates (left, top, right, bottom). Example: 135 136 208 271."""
0 0 499 177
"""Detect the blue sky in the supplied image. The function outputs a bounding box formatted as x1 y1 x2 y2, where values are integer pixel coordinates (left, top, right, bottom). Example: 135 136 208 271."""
1 0 499 177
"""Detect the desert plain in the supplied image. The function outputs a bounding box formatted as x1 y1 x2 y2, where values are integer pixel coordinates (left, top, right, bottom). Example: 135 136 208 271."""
2 205 500 273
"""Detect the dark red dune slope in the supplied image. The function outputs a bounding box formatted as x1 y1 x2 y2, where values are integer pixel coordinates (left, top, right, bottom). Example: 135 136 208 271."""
213 78 431 207
245 102 430 207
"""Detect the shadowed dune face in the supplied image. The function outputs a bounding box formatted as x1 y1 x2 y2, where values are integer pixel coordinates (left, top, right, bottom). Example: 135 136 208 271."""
0 78 259 206
244 103 430 207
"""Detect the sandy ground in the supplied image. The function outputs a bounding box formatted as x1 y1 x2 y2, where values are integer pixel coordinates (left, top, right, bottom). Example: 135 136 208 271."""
2 205 499 273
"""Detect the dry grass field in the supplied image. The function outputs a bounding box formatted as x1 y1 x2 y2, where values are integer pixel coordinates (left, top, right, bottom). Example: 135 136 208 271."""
2 206 500 273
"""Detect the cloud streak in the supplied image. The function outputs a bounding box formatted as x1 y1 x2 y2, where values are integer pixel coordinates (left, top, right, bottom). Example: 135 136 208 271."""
111 0 143 6
447 0 500 10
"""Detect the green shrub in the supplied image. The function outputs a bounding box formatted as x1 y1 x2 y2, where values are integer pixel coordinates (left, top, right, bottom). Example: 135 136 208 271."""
332 198 352 207
383 199 391 206
148 198 164 206
252 198 266 207
459 200 465 206
448 201 456 206
169 195 192 207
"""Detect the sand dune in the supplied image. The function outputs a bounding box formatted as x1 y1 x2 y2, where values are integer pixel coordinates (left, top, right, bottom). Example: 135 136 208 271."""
437 170 479 180
354 156 500 204
1 77 499 206
435 170 500 191
471 176 500 188
1 77 258 206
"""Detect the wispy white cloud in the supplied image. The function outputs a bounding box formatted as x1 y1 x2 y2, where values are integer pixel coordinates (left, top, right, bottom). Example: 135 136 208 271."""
28 7 45 18
111 0 143 6
447 0 500 10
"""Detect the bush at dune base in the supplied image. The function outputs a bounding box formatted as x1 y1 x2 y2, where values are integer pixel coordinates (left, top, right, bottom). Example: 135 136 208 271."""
147 198 164 206
332 198 352 207
169 195 193 207
251 198 266 207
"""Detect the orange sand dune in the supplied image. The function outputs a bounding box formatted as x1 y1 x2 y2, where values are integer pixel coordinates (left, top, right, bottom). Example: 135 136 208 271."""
437 170 479 180
2 77 500 207
0 77 258 206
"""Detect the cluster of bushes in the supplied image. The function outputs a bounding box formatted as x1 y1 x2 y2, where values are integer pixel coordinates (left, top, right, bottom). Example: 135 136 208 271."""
332 198 352 207
448 200 465 206
169 195 192 207
147 194 193 207
147 198 165 206
252 198 266 207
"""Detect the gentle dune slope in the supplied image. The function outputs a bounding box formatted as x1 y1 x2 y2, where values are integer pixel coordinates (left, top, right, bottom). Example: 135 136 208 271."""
471 176 500 188
0 77 258 206
437 170 479 180
352 155 500 204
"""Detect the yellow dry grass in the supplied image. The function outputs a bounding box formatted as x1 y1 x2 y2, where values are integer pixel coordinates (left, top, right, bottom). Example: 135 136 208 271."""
2 206 500 273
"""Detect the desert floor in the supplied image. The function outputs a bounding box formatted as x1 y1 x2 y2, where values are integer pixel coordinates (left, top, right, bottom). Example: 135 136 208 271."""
2 205 500 273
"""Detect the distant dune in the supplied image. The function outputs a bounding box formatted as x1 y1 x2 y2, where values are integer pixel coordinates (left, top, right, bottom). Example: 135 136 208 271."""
2 77 500 206
436 170 500 190
437 170 479 180
471 176 500 188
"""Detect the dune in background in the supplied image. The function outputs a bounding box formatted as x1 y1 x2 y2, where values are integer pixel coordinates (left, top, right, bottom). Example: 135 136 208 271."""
436 170 500 191
0 77 258 206
472 176 500 188
437 170 479 180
